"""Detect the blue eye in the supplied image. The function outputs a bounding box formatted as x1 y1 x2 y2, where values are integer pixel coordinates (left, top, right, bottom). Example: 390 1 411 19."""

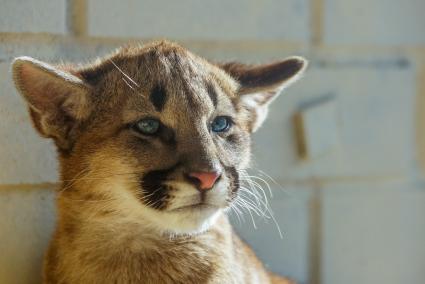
134 118 160 135
211 116 231 132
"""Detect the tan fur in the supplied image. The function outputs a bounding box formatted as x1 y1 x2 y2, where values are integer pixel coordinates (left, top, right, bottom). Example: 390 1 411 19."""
12 40 306 283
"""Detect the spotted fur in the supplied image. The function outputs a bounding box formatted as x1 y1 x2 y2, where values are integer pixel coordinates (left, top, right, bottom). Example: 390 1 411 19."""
12 40 306 283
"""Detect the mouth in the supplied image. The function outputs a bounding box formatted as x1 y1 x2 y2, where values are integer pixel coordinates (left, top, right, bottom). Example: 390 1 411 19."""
168 203 220 212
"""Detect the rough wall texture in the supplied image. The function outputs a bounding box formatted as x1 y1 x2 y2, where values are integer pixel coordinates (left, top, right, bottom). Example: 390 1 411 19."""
0 1 424 284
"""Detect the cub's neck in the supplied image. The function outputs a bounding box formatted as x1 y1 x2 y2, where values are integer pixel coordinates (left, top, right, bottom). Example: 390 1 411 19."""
53 189 245 283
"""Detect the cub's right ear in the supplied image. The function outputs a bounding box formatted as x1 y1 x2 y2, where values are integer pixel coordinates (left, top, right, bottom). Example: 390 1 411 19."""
12 56 91 149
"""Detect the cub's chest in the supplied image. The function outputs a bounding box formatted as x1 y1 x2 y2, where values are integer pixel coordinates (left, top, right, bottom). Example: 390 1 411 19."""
60 232 237 284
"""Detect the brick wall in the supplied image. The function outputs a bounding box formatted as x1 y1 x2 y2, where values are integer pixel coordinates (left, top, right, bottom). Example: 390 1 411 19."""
1 1 424 283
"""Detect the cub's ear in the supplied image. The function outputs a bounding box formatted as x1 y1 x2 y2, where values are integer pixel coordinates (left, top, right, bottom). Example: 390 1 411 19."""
12 56 91 149
221 57 307 132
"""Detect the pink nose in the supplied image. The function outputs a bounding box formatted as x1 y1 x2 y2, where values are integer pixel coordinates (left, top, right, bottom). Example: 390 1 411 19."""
188 171 221 190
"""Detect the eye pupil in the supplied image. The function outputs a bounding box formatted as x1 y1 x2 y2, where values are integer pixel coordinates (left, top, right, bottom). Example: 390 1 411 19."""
212 116 231 132
135 119 160 135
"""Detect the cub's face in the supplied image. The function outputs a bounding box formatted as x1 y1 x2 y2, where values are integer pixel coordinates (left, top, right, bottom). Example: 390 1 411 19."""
12 41 306 234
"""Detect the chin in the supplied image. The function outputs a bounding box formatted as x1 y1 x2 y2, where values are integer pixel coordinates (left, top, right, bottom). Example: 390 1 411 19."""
142 205 223 235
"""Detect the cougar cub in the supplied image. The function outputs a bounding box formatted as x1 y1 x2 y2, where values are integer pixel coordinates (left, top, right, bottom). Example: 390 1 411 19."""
12 40 306 283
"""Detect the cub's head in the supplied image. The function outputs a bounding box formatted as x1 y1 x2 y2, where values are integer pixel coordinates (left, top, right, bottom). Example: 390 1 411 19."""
12 41 306 235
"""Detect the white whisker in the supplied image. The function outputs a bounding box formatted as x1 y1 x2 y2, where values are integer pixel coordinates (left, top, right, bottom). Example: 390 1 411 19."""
235 168 284 238
121 77 135 90
109 59 140 87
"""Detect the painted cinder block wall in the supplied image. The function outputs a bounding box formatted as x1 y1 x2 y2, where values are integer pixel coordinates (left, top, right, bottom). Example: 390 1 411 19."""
1 1 425 283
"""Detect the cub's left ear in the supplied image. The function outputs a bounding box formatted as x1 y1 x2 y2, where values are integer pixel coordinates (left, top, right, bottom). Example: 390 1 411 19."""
221 57 307 132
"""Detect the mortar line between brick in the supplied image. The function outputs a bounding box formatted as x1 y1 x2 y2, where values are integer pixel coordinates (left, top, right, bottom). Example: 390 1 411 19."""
272 174 409 187
0 182 59 190
66 0 87 36
1 32 424 53
308 185 322 284
416 56 425 174
310 0 324 48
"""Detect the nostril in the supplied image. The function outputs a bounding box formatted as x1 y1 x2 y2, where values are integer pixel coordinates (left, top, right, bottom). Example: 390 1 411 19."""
187 171 221 190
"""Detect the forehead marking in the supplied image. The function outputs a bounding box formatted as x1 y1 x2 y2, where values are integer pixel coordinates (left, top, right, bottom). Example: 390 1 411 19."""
150 84 167 111
206 82 218 108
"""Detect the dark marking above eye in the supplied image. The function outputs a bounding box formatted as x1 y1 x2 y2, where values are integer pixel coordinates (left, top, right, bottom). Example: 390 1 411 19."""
150 84 167 111
206 82 218 107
